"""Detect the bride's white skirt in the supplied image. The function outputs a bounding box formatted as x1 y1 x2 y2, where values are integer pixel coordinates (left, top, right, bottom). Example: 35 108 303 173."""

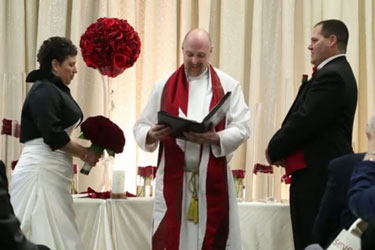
10 138 83 250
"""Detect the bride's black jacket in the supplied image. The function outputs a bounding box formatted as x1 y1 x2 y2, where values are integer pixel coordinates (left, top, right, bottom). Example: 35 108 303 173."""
20 70 83 150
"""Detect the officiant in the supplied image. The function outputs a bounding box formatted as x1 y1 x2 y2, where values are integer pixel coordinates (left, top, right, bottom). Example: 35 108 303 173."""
133 28 250 250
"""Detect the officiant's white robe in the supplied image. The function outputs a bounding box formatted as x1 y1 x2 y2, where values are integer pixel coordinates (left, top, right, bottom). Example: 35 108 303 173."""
133 67 250 250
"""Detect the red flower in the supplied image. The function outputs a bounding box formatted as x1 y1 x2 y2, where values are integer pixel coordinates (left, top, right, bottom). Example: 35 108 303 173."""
281 174 292 184
138 165 156 178
86 187 111 199
80 17 141 77
11 160 18 170
80 115 125 154
73 164 78 174
81 187 136 199
253 163 273 175
1 118 12 135
302 74 308 84
1 119 21 138
232 169 245 179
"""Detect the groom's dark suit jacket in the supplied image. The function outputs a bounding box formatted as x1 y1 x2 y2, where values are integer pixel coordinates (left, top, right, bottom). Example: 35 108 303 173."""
267 56 357 250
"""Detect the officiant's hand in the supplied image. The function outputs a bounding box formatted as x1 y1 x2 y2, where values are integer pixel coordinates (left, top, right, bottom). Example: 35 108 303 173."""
146 124 172 144
184 126 220 145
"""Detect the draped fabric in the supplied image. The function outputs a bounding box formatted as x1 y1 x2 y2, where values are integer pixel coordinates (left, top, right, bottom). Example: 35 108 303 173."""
1 0 375 201
10 138 83 250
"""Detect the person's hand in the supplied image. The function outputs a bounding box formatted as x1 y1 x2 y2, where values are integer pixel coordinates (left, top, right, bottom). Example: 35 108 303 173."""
146 124 172 144
274 159 286 168
82 148 101 166
183 126 220 145
265 149 285 167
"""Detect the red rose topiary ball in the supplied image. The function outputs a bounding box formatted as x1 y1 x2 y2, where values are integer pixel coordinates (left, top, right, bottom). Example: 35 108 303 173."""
80 17 141 78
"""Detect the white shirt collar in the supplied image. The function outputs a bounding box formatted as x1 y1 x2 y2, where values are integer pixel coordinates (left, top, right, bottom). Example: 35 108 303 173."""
317 54 345 70
186 67 208 81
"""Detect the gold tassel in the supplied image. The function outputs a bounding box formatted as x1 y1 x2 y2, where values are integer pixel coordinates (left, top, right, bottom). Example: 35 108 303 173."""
187 195 199 223
187 172 199 224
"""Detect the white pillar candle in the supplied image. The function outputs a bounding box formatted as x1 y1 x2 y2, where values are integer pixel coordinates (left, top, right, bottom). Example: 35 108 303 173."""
112 169 125 197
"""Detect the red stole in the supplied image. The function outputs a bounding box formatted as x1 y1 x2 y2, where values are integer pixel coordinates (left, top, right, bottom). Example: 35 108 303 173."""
152 65 229 250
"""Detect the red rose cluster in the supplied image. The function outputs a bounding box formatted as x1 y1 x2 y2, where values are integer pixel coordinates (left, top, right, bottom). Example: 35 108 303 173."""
138 166 157 178
232 169 246 179
1 118 21 138
253 163 273 174
80 17 141 77
80 115 125 154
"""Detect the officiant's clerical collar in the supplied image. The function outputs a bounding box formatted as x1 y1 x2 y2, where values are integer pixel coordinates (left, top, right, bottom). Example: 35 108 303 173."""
186 67 208 82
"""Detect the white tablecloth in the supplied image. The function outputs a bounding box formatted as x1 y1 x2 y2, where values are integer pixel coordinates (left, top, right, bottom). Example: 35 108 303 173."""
73 198 113 250
74 198 293 250
238 202 294 250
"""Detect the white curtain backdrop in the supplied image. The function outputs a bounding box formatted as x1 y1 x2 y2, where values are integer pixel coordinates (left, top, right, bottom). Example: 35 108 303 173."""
0 0 374 201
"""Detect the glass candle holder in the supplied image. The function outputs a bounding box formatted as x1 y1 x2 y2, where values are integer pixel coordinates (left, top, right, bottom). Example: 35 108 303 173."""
137 176 153 197
136 174 145 197
234 178 244 202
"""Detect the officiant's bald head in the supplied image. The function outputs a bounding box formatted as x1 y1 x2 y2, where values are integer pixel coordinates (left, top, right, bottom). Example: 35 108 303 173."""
182 28 213 77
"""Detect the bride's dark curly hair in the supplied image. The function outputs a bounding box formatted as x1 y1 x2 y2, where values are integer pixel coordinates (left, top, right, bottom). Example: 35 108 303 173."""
37 36 77 73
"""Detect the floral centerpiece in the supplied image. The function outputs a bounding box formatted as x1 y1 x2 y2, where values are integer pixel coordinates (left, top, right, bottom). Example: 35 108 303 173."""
1 118 20 138
232 169 246 201
253 163 273 174
80 17 141 78
1 118 11 135
137 165 156 197
79 115 125 175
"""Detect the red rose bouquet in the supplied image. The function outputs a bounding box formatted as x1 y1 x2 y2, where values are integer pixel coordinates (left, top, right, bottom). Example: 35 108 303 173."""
80 17 141 77
79 115 125 175
232 169 246 201
136 165 156 197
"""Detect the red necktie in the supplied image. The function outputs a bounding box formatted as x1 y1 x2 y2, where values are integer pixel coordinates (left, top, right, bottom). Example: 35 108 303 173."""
312 66 317 76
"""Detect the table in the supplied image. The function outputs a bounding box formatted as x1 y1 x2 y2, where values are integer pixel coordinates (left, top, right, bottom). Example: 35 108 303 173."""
74 198 294 250
73 198 113 250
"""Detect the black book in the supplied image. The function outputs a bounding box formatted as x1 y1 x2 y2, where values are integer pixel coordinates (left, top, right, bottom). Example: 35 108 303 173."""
158 92 231 139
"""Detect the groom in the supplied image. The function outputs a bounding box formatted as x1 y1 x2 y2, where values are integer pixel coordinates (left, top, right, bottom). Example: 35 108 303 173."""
266 19 357 250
